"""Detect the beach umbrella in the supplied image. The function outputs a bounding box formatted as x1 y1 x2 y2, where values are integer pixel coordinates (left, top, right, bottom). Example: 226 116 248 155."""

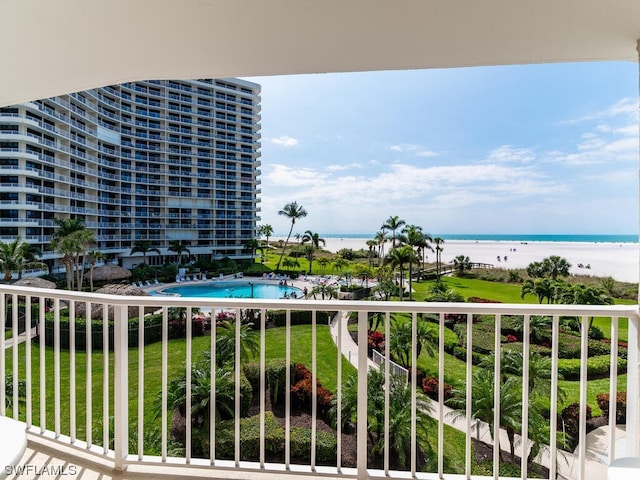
12 277 57 290
75 283 157 320
90 264 132 282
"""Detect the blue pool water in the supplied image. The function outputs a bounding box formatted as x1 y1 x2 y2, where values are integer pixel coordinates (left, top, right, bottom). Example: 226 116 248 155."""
159 281 301 299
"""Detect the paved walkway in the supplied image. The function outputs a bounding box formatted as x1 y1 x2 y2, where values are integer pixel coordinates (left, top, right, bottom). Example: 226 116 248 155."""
329 311 610 480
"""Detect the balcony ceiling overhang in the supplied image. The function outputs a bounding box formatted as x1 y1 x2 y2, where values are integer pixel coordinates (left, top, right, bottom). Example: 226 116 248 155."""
1 0 640 107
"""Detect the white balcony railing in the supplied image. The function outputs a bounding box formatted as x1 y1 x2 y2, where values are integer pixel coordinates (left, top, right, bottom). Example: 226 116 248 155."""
0 284 638 479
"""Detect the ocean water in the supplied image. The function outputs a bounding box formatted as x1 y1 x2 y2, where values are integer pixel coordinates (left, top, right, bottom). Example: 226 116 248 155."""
318 233 638 243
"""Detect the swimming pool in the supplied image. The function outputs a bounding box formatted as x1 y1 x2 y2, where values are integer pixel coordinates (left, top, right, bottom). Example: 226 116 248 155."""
158 281 301 299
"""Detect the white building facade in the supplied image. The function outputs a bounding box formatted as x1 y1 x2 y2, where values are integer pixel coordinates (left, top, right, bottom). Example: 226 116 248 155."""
0 78 261 270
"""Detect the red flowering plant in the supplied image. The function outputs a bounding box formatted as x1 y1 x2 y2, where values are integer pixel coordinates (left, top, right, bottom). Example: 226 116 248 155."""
367 330 385 353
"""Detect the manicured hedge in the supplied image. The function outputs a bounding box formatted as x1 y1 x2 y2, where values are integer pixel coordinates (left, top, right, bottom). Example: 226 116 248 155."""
42 312 205 351
557 355 627 380
452 346 484 365
290 427 337 464
269 310 336 327
216 412 284 461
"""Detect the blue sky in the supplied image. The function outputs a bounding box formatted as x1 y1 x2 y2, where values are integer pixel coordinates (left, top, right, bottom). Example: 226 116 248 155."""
246 61 639 237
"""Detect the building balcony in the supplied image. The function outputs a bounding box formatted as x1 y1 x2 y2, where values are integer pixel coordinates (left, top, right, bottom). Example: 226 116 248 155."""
1 285 638 480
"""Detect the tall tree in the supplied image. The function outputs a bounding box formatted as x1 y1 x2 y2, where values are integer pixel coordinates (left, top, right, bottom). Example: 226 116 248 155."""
365 239 378 266
373 230 387 265
520 277 554 304
448 369 523 462
540 255 572 280
258 224 274 248
275 202 307 270
302 230 325 275
403 224 433 272
381 215 406 249
433 237 445 281
168 240 191 265
244 238 260 259
130 240 161 265
453 254 471 277
0 237 45 281
50 218 94 290
386 245 416 300
87 249 106 292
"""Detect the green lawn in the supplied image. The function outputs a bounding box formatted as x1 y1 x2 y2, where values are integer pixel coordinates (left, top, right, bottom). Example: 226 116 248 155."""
3 324 352 445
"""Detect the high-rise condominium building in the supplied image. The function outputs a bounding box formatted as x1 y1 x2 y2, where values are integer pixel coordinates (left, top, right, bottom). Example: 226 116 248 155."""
0 78 261 271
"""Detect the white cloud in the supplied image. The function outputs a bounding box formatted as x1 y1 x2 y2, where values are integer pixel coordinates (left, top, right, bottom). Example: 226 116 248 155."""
267 135 299 147
327 163 362 172
486 145 536 164
389 143 439 158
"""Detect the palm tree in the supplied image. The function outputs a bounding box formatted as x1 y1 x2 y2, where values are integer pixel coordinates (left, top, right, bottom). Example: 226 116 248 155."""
258 224 274 248
302 230 326 274
275 201 307 270
0 237 45 281
373 230 387 265
433 237 445 281
403 224 432 270
50 220 95 291
541 255 571 280
302 245 316 274
330 369 433 469
282 256 300 272
520 277 554 304
366 239 378 266
389 316 437 367
332 257 348 275
317 257 330 274
87 250 106 292
215 320 259 366
52 217 86 238
453 254 471 276
168 240 191 265
448 369 523 462
17 242 44 279
244 238 260 260
386 245 416 300
130 240 161 265
381 215 406 249
309 283 337 300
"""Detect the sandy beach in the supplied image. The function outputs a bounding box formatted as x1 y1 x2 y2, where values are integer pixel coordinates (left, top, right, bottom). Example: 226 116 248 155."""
272 237 639 283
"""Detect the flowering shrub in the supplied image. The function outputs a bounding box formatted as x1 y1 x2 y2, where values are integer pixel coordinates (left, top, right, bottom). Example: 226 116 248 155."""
596 391 627 423
505 334 517 343
421 375 453 401
561 403 593 449
290 363 334 420
367 330 385 353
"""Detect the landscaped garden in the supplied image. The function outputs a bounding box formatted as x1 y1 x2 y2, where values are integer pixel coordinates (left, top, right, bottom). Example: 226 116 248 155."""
2 210 637 477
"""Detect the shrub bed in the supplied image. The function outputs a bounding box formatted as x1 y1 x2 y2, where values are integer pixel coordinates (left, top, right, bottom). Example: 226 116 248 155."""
596 391 627 423
216 412 284 461
42 312 206 351
269 310 336 327
557 355 627 380
290 427 337 464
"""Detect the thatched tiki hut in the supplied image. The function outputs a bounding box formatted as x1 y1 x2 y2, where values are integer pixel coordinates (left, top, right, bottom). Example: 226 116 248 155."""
74 283 158 320
6 277 58 333
90 264 132 282
12 277 58 290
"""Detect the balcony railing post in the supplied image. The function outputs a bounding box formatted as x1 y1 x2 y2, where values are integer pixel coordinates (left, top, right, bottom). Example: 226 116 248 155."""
113 304 129 470
357 310 368 480
626 311 640 456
